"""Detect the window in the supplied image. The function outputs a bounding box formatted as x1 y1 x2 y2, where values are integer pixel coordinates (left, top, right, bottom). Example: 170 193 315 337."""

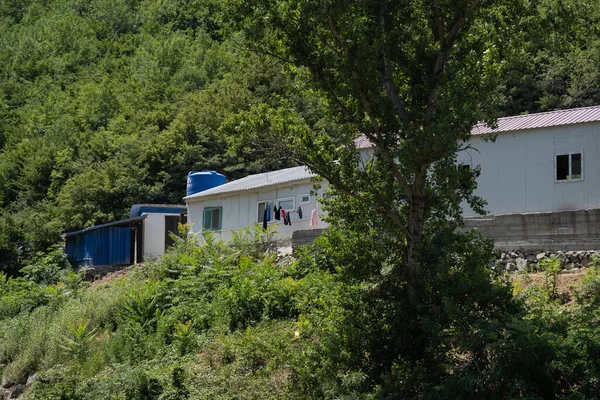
300 194 311 204
203 207 222 230
556 152 582 181
277 197 294 212
458 163 471 190
257 202 266 223
257 200 274 223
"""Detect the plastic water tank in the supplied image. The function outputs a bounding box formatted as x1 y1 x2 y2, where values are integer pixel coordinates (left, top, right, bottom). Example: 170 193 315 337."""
186 170 226 196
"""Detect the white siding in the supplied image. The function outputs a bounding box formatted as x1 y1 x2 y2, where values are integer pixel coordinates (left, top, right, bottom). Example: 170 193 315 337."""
459 121 600 216
186 179 328 243
142 213 175 259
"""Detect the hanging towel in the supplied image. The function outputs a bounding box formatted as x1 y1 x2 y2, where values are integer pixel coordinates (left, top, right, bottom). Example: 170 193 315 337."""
286 212 292 226
297 206 303 219
266 202 271 221
263 208 268 230
310 205 319 227
281 208 287 225
274 205 281 220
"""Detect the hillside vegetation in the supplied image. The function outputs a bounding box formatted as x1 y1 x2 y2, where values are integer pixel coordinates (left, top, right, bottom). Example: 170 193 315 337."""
2 229 600 398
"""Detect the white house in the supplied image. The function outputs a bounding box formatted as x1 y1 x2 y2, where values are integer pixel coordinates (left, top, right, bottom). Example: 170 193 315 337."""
184 105 600 251
455 105 600 250
184 166 328 245
457 105 600 216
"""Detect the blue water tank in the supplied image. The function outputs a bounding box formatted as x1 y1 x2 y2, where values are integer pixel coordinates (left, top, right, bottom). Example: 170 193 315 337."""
186 170 226 196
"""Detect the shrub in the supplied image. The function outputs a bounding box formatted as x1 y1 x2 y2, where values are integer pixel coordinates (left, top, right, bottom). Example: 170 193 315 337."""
19 244 70 285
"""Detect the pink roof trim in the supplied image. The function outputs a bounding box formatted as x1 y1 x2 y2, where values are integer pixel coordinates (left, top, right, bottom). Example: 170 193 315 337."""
472 104 600 135
354 105 600 148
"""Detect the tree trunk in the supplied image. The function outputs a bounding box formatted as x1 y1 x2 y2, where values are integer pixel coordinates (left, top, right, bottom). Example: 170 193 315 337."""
404 167 427 309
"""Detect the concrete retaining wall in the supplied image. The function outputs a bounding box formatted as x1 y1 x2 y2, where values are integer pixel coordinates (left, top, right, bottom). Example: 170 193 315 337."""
464 208 600 251
292 228 327 249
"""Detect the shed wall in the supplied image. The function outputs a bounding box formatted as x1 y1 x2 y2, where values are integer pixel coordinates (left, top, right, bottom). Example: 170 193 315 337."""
66 226 131 267
142 212 181 259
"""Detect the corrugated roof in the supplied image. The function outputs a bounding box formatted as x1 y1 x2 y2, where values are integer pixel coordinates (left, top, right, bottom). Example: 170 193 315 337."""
184 166 316 201
472 105 600 135
354 105 600 148
354 134 373 149
62 215 146 238
129 204 186 218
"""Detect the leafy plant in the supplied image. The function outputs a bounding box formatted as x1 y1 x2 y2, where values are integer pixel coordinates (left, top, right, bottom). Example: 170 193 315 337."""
58 319 98 362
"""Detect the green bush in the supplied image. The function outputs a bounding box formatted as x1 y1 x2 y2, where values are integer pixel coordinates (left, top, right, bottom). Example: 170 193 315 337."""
19 244 70 285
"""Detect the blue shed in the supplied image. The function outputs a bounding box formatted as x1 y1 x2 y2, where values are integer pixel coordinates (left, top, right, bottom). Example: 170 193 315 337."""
63 216 145 267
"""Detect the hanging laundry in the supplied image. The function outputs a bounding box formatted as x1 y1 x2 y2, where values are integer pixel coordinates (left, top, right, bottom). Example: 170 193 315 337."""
266 202 271 221
297 206 303 219
286 212 292 226
310 204 320 227
281 208 288 225
274 205 281 220
263 208 268 230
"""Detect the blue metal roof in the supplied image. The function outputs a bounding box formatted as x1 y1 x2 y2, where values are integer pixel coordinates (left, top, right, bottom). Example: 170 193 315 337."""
63 216 147 267
129 204 186 218
63 215 146 238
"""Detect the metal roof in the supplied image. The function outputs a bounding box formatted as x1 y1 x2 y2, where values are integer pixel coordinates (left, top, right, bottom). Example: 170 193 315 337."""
354 105 600 148
184 166 316 202
354 135 373 149
62 215 146 238
129 204 186 218
472 105 600 135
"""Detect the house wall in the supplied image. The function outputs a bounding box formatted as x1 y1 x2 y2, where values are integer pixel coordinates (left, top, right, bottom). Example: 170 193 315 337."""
142 212 176 259
458 121 600 216
187 179 328 244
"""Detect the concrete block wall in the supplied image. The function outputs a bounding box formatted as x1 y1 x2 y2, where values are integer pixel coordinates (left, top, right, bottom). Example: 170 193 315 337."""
464 208 600 251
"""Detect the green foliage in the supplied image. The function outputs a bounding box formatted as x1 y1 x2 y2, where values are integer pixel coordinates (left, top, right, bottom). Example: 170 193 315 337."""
1 2 600 398
19 244 70 285
0 0 299 271
2 227 300 397
574 256 600 307
58 319 98 362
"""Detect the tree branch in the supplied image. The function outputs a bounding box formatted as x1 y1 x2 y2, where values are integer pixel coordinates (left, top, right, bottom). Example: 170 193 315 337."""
303 158 413 240
425 0 480 125
432 0 445 41
379 3 410 129
328 6 382 135
361 131 412 198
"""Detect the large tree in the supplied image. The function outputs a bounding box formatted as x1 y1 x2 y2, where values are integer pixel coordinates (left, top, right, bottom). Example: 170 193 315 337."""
230 0 526 307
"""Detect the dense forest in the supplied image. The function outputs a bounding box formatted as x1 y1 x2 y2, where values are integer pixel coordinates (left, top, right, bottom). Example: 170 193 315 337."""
0 0 599 273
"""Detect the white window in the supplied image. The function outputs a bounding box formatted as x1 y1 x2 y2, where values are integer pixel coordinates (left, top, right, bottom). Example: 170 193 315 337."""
556 152 582 181
257 200 275 223
300 194 311 204
277 197 295 212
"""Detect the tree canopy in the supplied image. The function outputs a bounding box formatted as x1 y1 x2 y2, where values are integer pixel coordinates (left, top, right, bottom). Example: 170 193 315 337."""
229 0 528 307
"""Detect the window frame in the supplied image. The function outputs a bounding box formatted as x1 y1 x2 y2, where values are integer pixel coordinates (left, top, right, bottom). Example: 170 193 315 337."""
276 197 295 213
300 193 311 205
554 151 584 183
202 206 222 231
257 200 275 223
